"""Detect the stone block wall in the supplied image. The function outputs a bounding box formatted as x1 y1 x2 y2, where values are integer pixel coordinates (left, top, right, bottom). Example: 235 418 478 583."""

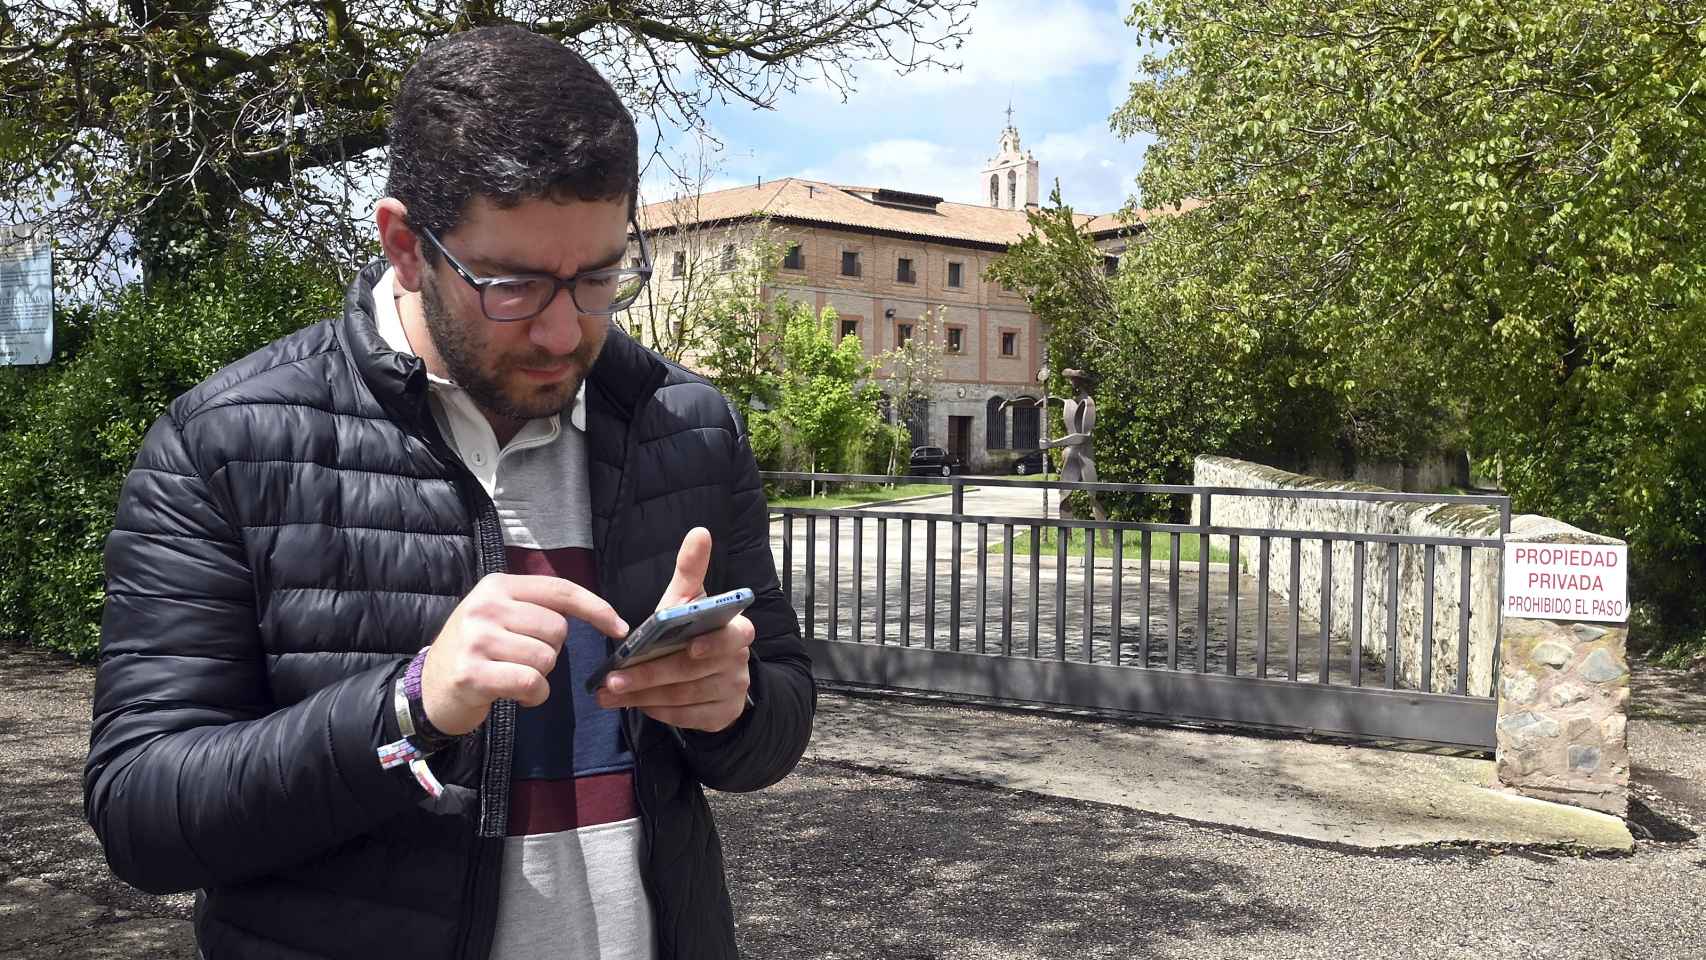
1495 523 1630 817
1298 451 1470 494
1194 455 1632 816
1192 456 1503 696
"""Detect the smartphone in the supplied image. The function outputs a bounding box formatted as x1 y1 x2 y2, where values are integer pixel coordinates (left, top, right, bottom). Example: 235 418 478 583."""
584 587 756 695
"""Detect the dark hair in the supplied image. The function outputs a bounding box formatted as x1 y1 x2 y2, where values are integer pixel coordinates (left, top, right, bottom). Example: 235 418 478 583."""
386 26 639 253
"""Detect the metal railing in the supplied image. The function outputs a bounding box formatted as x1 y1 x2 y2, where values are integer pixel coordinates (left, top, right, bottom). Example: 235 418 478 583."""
763 472 1511 749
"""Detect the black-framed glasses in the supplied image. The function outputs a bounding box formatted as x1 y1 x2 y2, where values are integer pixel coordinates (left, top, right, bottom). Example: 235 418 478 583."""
416 220 653 321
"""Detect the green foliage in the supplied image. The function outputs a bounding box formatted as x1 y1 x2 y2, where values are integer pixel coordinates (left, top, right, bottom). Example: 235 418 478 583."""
684 240 905 479
767 482 949 510
0 249 343 659
752 305 897 477
990 190 1361 521
1104 0 1706 644
690 233 791 418
1 0 976 284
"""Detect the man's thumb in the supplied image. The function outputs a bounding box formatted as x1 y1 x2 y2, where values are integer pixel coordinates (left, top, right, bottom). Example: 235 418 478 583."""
661 527 713 609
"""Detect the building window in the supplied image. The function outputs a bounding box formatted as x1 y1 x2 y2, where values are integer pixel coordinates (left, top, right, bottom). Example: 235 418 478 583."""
840 318 860 341
897 257 916 284
720 243 737 271
947 262 963 288
986 396 1008 450
783 243 804 270
1008 169 1017 208
989 174 999 207
841 250 861 277
1012 404 1041 449
1104 255 1120 276
1001 331 1017 357
897 322 914 346
905 397 930 447
671 250 686 278
946 326 964 353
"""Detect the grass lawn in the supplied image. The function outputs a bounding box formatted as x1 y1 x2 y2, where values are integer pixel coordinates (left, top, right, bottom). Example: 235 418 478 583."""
768 483 952 510
992 526 1232 563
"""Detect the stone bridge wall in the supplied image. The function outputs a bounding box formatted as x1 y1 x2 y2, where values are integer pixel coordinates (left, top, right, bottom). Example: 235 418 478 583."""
1192 455 1630 816
1192 455 1502 697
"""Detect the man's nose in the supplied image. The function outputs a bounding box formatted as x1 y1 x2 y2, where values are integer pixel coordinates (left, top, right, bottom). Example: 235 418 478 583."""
529 287 584 356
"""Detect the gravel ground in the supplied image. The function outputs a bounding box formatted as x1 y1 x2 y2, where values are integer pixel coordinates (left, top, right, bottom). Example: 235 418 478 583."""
715 760 1705 960
4 641 1703 959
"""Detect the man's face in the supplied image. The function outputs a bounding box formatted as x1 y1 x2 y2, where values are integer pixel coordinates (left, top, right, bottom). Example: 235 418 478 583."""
419 195 630 423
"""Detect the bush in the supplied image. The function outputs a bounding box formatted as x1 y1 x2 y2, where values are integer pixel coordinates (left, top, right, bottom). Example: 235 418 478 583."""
0 249 344 660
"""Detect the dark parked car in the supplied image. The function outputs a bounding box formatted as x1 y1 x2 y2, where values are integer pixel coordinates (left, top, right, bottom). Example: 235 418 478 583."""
908 445 962 477
1010 450 1046 475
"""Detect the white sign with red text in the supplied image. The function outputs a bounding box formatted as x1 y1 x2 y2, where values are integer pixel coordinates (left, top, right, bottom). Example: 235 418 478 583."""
1503 542 1628 623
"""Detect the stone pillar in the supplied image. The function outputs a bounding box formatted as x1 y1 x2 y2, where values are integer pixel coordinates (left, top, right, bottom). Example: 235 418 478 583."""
1495 527 1630 818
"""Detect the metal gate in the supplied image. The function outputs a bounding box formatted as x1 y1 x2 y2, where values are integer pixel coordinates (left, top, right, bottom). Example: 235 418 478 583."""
765 472 1510 751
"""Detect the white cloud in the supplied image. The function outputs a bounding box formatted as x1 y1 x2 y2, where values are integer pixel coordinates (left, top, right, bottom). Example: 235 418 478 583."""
791 123 1145 215
640 1 1155 214
798 138 985 204
833 0 1128 96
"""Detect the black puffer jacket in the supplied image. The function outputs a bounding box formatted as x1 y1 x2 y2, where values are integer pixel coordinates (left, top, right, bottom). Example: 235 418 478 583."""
83 261 814 960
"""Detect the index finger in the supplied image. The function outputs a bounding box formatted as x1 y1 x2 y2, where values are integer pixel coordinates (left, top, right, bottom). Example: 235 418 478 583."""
500 573 630 638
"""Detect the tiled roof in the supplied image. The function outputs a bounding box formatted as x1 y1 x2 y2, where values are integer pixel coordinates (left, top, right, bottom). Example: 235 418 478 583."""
638 178 1203 248
638 178 1093 249
1084 198 1210 236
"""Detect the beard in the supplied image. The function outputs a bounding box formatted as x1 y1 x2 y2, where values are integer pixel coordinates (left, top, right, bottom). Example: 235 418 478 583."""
420 276 604 423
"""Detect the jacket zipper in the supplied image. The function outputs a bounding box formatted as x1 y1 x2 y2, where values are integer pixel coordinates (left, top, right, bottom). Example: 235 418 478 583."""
408 395 512 960
459 489 511 960
620 708 667 960
605 366 672 960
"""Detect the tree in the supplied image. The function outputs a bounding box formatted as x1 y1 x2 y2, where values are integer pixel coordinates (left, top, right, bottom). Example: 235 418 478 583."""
0 0 975 286
989 187 1354 521
876 304 945 476
751 303 900 492
0 242 344 658
633 145 743 363
685 233 791 421
1112 0 1706 648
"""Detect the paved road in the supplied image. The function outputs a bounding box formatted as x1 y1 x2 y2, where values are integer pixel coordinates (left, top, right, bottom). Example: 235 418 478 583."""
4 642 1703 959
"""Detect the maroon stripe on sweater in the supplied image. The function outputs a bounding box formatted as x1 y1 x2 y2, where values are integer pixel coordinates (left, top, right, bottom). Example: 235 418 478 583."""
504 545 598 588
507 772 637 836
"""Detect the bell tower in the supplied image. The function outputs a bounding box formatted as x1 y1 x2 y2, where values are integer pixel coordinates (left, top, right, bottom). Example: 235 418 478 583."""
980 104 1039 210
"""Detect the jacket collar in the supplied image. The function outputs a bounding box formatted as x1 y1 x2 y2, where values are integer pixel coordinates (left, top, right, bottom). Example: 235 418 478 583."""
338 260 431 426
587 322 665 422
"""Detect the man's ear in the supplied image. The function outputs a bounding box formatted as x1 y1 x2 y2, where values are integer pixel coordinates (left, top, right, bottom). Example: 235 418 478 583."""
375 198 427 293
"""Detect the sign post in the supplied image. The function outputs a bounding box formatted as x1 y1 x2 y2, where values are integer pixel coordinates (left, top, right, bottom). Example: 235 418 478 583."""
0 224 53 366
1502 542 1629 623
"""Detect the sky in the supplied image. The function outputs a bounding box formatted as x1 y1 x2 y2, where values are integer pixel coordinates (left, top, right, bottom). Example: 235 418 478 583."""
638 0 1156 217
32 0 1158 300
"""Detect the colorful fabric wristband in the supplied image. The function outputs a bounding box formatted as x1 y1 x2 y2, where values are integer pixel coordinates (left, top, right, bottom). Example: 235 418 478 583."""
376 736 445 798
377 648 457 797
403 648 457 748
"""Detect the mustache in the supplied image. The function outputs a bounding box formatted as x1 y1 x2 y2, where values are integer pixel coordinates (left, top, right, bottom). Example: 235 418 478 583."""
507 342 596 370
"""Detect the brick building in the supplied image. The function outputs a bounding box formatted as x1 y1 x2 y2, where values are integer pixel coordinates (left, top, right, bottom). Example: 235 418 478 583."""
631 124 1153 473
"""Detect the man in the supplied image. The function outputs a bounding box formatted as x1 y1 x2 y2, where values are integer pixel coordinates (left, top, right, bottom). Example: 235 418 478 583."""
83 26 813 960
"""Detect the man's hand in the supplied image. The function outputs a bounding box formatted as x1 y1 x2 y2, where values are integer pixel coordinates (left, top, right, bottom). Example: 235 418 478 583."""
595 527 755 734
421 574 630 736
